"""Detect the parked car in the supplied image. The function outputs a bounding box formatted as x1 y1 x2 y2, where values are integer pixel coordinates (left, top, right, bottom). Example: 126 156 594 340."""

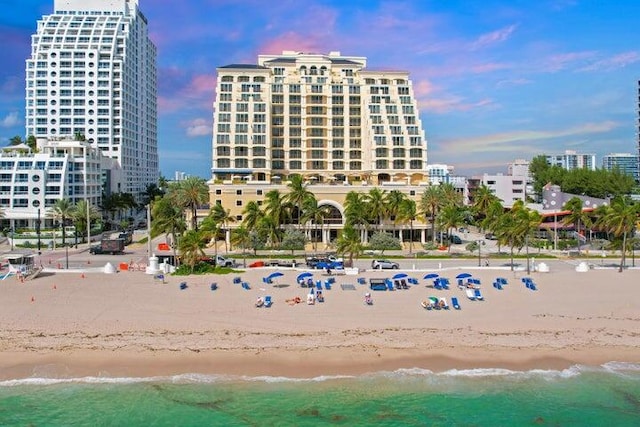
449 235 463 244
371 259 400 269
485 233 498 240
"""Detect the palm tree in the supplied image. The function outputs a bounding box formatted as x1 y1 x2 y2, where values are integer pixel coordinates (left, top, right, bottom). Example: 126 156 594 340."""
70 200 100 244
595 197 639 272
437 205 465 253
301 196 332 251
49 199 75 246
178 230 206 273
440 182 463 207
561 197 592 255
344 191 370 242
286 175 313 227
242 201 264 232
472 185 500 225
264 189 289 229
386 190 406 237
366 187 388 230
172 177 209 231
231 225 252 267
334 225 363 268
211 202 235 252
397 198 417 254
152 196 187 264
419 185 442 244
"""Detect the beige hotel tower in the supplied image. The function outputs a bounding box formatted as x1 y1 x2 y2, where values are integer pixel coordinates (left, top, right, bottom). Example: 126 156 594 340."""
210 51 431 245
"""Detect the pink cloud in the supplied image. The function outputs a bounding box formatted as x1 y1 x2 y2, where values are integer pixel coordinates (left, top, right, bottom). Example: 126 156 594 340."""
418 95 496 114
470 62 512 73
184 118 212 137
470 24 518 50
158 73 216 114
578 51 640 72
544 51 597 72
257 32 328 56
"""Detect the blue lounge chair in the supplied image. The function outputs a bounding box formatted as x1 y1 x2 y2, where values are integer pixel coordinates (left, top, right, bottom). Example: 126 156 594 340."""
408 277 418 285
327 277 336 284
264 296 272 307
241 282 251 290
527 281 537 291
210 283 218 291
357 277 366 285
474 289 484 300
451 297 461 310
316 280 323 290
324 281 332 290
179 282 188 290
433 280 443 290
386 278 395 291
493 281 503 290
233 277 242 284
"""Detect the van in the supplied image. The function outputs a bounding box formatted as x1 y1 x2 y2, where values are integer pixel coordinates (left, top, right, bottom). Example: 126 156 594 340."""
449 235 463 244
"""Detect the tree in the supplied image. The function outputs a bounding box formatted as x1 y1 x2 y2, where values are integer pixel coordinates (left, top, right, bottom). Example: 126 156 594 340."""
397 199 417 254
172 177 209 231
344 191 370 243
366 187 388 229
437 205 465 253
178 230 206 273
386 190 406 235
49 199 75 246
368 232 402 254
26 135 37 152
8 136 24 146
301 197 331 252
561 197 592 255
70 200 100 243
419 185 442 244
152 196 187 265
211 202 235 252
263 189 290 230
595 197 639 272
242 201 264 232
285 175 313 227
231 225 252 267
334 225 363 268
472 185 500 223
280 229 306 255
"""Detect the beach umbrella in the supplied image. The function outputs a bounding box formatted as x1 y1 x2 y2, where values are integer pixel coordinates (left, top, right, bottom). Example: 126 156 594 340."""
456 273 472 279
392 273 408 280
265 271 284 282
423 273 439 279
296 272 313 282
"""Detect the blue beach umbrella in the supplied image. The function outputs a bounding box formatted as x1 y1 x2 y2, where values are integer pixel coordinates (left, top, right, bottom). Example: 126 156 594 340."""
456 273 472 279
265 271 285 282
392 273 408 280
423 273 439 279
296 272 313 282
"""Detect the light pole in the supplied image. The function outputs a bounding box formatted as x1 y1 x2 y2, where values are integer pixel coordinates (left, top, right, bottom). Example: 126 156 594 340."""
526 234 530 275
36 208 41 255
476 239 484 267
10 226 14 251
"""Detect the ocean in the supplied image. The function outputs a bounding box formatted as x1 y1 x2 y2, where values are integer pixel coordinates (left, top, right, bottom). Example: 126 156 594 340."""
0 363 638 426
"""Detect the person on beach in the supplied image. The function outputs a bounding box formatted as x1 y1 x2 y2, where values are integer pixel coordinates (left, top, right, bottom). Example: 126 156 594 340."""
364 293 373 305
255 297 264 308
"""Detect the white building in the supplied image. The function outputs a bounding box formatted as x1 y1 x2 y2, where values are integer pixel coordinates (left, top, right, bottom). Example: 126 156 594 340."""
25 0 158 198
479 159 531 206
602 153 639 183
0 138 104 230
545 150 595 171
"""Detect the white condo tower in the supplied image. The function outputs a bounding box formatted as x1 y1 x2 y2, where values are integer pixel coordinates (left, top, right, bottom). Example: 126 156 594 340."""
25 0 158 197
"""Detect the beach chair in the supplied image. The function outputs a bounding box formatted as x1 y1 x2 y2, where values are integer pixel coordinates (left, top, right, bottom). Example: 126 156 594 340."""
527 281 537 291
400 279 408 289
210 283 218 291
327 277 336 284
241 282 251 290
474 289 484 300
316 291 324 303
386 278 395 291
324 280 332 290
457 279 465 288
357 277 366 285
316 280 323 291
451 297 461 310
179 282 188 290
493 281 502 290
233 277 242 284
433 280 443 290
264 296 272 307
441 278 450 290
421 300 432 310
466 288 476 300
439 297 450 310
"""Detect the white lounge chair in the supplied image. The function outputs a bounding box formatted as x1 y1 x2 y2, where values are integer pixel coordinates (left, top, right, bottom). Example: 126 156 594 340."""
466 289 476 300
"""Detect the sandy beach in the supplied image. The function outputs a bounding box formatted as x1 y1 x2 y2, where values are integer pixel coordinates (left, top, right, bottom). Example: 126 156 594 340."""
0 264 638 380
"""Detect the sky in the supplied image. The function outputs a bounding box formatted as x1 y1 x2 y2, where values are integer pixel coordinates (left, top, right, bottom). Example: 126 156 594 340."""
1 0 640 179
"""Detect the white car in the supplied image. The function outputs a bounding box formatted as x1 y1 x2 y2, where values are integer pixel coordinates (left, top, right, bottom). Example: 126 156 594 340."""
371 259 400 269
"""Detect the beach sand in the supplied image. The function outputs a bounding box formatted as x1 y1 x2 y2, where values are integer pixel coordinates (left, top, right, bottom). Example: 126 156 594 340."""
0 264 638 380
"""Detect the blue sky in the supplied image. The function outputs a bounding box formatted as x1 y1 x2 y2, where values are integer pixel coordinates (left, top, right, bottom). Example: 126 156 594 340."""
1 0 639 179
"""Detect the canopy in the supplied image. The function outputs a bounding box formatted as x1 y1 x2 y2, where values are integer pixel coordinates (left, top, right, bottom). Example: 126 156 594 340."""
296 272 313 282
456 273 472 279
423 273 439 279
264 271 284 282
392 273 408 280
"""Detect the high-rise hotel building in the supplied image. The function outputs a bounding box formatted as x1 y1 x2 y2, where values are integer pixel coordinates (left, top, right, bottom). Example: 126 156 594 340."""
212 51 427 184
210 51 431 244
25 0 158 197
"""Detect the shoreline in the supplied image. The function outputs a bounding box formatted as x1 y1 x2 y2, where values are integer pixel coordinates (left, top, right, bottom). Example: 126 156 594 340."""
1 345 638 381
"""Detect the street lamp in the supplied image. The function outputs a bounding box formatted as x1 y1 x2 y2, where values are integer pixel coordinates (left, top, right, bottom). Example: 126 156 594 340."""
476 239 485 267
36 208 41 255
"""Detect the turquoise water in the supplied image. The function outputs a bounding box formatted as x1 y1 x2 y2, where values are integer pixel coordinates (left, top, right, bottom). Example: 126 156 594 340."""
1 363 639 426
